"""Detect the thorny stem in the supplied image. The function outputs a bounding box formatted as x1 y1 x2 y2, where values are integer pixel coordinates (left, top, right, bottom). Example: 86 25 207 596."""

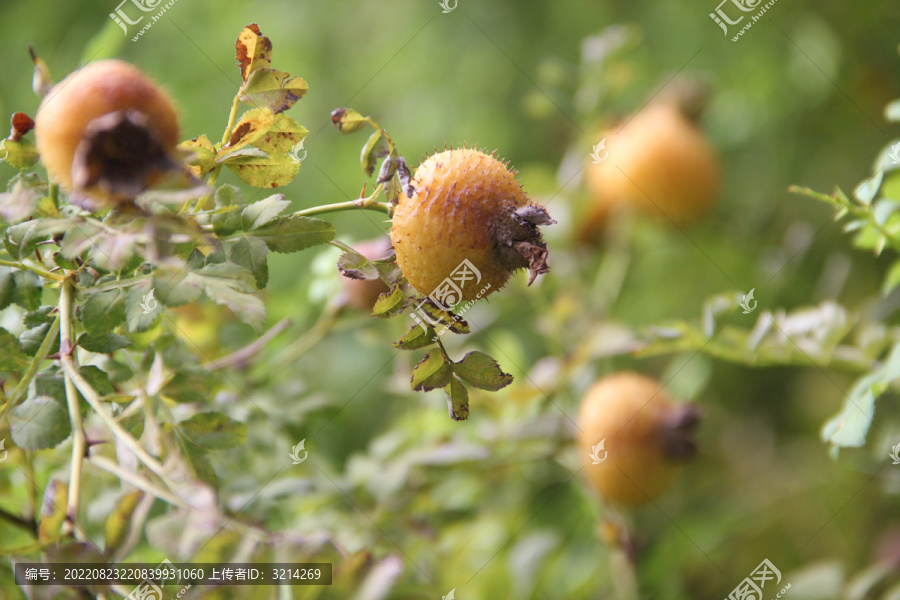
60 359 174 490
59 279 86 539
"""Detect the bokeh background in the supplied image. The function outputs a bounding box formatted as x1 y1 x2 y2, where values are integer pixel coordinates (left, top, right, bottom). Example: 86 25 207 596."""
3 0 900 598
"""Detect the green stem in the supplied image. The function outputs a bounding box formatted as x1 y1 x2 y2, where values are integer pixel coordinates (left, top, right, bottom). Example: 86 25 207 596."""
293 184 392 218
59 280 86 540
263 300 341 375
190 89 244 215
0 258 64 281
87 456 184 508
60 359 173 488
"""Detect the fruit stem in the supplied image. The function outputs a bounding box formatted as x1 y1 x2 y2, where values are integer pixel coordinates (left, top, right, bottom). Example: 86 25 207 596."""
59 278 86 540
293 183 393 218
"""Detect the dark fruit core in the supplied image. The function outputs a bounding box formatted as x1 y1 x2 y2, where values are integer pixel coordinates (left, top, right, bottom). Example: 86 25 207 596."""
71 109 176 199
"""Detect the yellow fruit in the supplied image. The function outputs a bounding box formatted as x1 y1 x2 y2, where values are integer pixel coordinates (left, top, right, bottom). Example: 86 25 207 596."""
577 372 699 507
342 238 391 312
390 148 553 303
35 59 179 201
582 102 719 235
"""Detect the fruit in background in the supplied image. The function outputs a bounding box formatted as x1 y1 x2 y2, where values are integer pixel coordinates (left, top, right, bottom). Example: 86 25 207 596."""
390 148 554 302
34 59 180 203
581 100 720 238
577 372 700 507
341 238 392 312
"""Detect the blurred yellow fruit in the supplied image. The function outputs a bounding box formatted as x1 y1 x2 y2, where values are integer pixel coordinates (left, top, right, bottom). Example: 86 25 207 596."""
577 372 699 507
581 102 719 238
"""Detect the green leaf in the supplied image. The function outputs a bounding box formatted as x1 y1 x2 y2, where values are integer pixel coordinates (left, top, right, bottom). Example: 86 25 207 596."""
444 376 470 421
225 152 301 188
337 250 380 280
0 328 31 371
35 368 66 404
163 369 215 404
228 237 269 289
249 214 335 254
183 442 218 487
393 324 437 350
125 281 163 332
411 352 452 392
372 284 408 318
23 306 55 328
77 332 131 353
4 218 69 259
212 185 246 237
884 260 900 296
0 269 15 310
11 395 70 450
20 323 55 356
241 194 290 231
80 365 115 396
190 263 265 331
153 267 204 307
854 171 884 205
12 271 41 310
178 412 248 450
80 288 127 334
452 351 514 391
821 342 900 452
239 68 309 114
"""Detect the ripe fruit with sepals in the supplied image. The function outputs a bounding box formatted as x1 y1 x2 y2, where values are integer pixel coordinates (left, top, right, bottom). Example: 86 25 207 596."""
581 99 720 236
390 148 554 302
577 372 700 507
35 59 180 203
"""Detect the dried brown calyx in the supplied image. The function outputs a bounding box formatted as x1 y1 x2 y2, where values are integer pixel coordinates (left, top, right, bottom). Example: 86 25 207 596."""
495 204 555 285
71 109 179 200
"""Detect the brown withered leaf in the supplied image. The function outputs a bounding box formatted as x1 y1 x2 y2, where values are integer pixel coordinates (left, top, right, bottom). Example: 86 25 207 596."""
235 23 273 84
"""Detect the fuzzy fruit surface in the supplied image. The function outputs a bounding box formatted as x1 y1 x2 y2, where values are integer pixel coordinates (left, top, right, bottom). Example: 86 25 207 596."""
577 372 696 507
35 59 179 195
583 103 719 232
391 148 542 301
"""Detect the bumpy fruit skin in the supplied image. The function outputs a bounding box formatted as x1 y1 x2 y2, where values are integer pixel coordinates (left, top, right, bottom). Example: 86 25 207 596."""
583 103 719 233
391 148 551 301
35 59 179 198
577 372 699 507
342 238 391 312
